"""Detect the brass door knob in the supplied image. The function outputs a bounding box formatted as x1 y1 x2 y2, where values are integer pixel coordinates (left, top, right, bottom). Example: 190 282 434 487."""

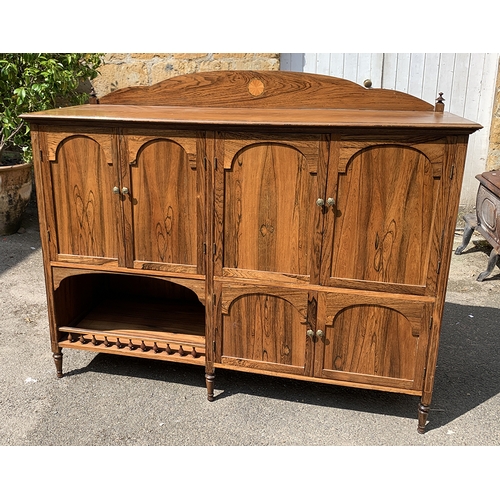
316 330 324 338
113 186 120 194
121 187 129 195
326 197 335 207
306 329 315 338
316 198 325 207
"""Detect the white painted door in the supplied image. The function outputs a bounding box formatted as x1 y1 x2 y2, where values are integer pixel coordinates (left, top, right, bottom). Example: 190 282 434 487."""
280 53 499 209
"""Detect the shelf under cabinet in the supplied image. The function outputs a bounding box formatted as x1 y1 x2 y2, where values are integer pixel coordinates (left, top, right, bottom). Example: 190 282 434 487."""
58 297 206 365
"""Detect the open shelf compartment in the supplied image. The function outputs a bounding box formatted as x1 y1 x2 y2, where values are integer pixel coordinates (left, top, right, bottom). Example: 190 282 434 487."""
55 272 206 364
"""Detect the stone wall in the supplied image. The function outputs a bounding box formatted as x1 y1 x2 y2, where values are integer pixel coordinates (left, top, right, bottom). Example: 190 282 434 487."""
92 53 280 98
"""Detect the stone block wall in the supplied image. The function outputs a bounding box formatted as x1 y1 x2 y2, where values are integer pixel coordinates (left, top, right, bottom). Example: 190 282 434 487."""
91 53 280 98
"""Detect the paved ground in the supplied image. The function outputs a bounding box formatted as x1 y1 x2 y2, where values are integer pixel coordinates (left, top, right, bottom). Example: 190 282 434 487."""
1 198 499 455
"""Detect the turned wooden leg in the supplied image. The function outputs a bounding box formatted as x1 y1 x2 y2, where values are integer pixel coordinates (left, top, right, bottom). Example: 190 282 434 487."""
53 351 63 378
417 402 430 434
455 222 476 255
477 248 499 282
205 372 215 402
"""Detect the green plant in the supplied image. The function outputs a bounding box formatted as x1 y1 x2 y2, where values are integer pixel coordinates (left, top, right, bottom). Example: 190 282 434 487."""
0 53 103 165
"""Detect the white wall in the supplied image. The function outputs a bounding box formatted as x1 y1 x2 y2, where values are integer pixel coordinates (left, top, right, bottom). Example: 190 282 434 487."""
281 53 499 209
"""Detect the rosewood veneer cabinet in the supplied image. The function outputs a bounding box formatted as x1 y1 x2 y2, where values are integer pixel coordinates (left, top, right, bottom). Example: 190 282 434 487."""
22 71 481 433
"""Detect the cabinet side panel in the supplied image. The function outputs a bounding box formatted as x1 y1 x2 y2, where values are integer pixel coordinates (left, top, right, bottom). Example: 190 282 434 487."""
50 136 119 259
422 137 470 405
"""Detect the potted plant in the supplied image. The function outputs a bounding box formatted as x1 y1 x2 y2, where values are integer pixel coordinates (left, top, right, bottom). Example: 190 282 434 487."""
0 53 103 235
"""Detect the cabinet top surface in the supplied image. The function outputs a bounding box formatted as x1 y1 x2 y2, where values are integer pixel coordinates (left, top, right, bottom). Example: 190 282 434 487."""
22 104 481 132
21 71 481 133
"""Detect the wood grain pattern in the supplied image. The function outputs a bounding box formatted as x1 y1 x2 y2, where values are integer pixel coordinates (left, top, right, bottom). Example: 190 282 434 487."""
125 130 198 168
310 290 430 390
326 306 418 377
44 127 114 163
421 137 469 408
222 142 316 279
22 105 481 131
214 361 423 395
329 145 438 286
221 293 308 373
219 283 309 318
336 135 446 175
49 135 119 261
322 289 432 330
70 297 205 337
51 265 206 301
130 136 198 267
29 126 63 355
98 71 435 111
220 133 322 172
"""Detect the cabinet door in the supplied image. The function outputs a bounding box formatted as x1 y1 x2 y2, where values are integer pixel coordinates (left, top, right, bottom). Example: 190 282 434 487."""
123 130 205 274
321 139 446 295
215 133 327 284
218 285 312 376
43 128 121 265
313 291 431 394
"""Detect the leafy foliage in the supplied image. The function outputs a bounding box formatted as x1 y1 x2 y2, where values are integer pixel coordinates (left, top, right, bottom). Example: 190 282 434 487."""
0 53 103 164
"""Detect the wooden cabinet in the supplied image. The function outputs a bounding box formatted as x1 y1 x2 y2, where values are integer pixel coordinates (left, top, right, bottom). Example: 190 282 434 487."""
41 126 205 273
32 125 209 375
22 71 481 433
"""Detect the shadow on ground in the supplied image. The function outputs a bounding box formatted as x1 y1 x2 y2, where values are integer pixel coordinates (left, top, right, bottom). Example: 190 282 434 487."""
0 195 40 276
454 238 500 281
61 298 500 432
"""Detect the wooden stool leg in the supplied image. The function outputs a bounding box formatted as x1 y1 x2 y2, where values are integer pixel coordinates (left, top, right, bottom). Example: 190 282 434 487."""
205 372 215 401
417 402 429 434
477 248 499 282
53 351 63 378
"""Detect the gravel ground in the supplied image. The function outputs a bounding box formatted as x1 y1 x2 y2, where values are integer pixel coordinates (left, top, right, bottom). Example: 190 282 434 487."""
1 197 498 496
